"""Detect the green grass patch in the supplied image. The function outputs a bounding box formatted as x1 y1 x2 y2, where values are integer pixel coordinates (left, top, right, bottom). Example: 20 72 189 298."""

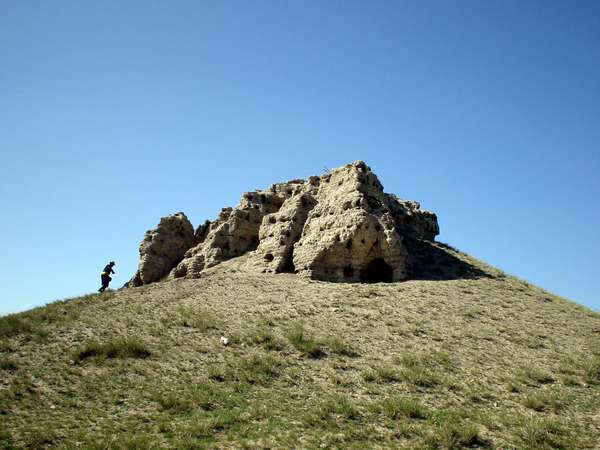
304 395 361 425
518 365 555 385
155 383 238 414
326 335 358 357
0 315 37 338
377 396 428 419
423 410 485 449
209 354 283 385
0 340 12 353
236 354 282 384
285 323 325 358
184 409 242 439
432 421 483 449
0 356 17 372
400 366 440 388
72 338 151 363
0 297 85 340
70 432 156 450
170 306 221 331
583 356 600 385
522 390 564 412
0 377 35 406
245 327 285 351
23 428 58 449
394 352 444 388
362 365 401 383
517 417 570 450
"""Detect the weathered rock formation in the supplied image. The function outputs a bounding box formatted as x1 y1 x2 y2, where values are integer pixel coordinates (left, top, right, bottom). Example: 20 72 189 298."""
169 180 306 279
127 161 439 286
126 212 196 287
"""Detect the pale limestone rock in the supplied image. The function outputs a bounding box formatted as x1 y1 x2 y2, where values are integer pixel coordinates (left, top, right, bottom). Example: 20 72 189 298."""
127 161 440 286
386 194 439 240
126 212 195 287
292 161 408 282
246 176 320 273
169 181 305 279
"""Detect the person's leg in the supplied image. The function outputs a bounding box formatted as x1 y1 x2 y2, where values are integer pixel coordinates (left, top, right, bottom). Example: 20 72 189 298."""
99 275 108 292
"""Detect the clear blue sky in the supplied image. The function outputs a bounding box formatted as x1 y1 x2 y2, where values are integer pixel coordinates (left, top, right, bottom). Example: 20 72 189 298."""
1 1 599 315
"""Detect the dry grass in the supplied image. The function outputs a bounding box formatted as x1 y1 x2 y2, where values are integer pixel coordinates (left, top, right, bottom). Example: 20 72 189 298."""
0 250 599 449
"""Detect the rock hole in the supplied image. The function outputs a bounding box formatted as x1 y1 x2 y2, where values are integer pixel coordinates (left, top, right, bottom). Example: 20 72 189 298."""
269 216 277 224
264 253 274 262
279 257 296 273
360 258 393 283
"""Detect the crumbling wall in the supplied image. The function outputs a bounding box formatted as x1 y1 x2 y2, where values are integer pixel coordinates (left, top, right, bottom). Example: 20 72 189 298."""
127 161 439 286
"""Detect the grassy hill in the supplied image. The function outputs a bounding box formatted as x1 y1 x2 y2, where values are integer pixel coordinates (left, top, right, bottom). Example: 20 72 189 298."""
1 244 599 449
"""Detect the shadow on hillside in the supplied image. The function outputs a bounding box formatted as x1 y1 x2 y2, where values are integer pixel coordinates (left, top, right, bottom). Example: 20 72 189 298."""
405 239 492 281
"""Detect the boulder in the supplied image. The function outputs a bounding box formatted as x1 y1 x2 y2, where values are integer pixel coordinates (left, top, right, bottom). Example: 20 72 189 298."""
125 212 196 287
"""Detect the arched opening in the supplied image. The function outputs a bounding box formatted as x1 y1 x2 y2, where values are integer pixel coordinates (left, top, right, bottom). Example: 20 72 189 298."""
360 258 393 283
343 266 354 279
279 256 296 273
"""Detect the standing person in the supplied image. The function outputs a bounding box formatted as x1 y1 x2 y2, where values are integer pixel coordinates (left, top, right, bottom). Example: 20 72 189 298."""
99 261 116 292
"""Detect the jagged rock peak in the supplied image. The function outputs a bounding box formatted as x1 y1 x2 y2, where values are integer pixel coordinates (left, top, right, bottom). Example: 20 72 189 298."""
126 161 439 286
126 212 196 287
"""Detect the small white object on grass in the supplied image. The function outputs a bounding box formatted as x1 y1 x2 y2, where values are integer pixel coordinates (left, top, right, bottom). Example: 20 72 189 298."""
220 336 229 346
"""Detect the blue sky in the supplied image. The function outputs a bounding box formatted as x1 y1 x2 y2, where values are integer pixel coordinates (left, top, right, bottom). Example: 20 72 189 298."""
1 0 598 314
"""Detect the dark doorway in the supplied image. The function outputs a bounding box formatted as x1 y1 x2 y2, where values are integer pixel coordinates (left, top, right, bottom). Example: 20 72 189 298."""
360 258 393 283
343 266 354 279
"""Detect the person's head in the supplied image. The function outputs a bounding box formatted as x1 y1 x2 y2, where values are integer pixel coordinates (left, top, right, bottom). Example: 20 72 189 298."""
109 261 116 266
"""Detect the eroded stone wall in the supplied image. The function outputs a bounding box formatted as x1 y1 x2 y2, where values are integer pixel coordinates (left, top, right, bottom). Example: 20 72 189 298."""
127 161 439 286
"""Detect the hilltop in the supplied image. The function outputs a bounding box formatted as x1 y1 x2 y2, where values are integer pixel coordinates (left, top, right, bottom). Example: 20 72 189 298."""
1 248 599 449
1 161 599 449
125 161 440 287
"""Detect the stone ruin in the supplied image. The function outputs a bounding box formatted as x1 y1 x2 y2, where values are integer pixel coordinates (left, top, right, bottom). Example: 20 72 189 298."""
125 161 439 287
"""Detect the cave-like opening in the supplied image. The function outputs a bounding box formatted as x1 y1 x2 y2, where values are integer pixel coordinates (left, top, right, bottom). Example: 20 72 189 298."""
360 258 393 283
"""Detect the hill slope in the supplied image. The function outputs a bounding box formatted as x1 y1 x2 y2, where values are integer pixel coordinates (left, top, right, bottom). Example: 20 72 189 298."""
1 245 599 449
